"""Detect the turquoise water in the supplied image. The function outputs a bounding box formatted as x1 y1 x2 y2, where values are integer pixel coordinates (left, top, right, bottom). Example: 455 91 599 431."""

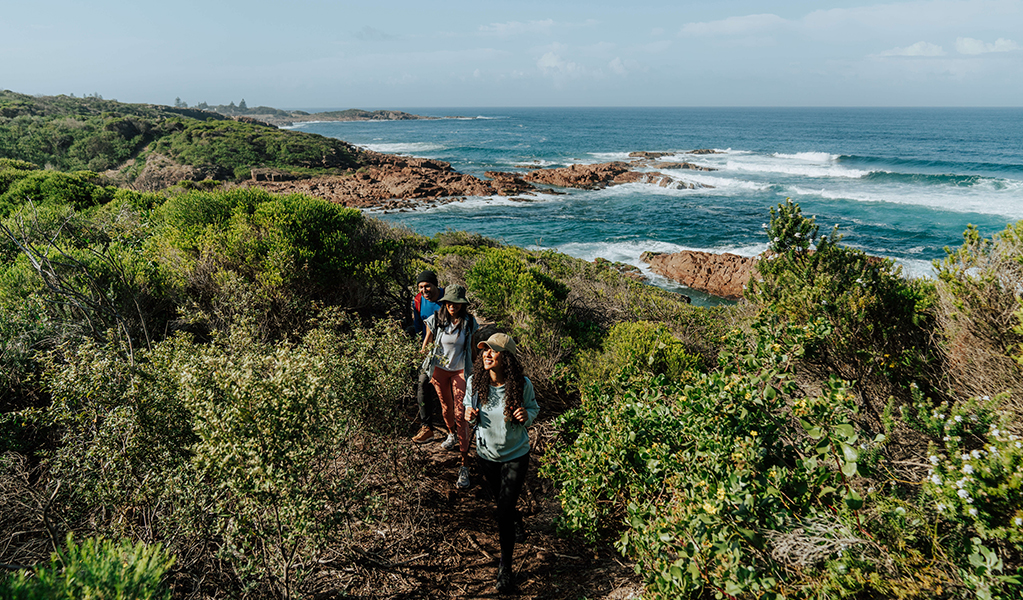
293 108 1023 301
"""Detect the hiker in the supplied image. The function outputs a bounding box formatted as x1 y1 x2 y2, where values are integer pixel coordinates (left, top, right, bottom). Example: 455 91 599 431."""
411 271 444 444
420 284 480 488
464 333 539 594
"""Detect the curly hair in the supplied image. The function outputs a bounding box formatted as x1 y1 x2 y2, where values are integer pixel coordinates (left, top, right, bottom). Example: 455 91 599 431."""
471 349 525 423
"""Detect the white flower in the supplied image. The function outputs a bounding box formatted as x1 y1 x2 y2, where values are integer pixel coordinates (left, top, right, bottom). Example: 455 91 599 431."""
971 450 983 459
958 489 970 499
937 414 945 420
773 237 780 243
956 478 967 489
930 474 942 485
981 396 990 401
963 464 974 474
1015 517 1022 526
761 223 768 229
929 455 940 465
962 453 971 461
855 278 863 284
1016 441 1021 449
991 428 1000 437
969 508 978 516
954 415 963 423
971 414 980 421
936 503 946 512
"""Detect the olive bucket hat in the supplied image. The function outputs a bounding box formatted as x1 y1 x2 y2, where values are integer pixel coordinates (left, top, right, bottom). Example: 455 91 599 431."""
439 284 469 304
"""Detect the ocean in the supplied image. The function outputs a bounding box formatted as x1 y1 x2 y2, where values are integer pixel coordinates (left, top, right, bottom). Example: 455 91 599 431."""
292 108 1023 304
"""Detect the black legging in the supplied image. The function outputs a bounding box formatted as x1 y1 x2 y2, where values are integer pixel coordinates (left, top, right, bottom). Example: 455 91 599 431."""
476 452 529 568
416 370 435 425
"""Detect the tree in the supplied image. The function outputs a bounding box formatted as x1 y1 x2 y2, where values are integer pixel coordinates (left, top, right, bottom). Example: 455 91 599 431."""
239 98 247 111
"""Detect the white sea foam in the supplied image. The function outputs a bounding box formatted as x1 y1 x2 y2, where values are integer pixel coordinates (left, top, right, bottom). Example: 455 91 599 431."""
360 142 447 154
773 151 841 162
787 182 1023 221
723 158 869 179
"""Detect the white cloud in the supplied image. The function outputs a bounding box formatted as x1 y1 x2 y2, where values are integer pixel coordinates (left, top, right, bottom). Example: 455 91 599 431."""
880 41 946 56
479 19 554 37
537 51 582 77
956 37 1019 54
609 57 627 75
679 14 788 37
354 26 396 42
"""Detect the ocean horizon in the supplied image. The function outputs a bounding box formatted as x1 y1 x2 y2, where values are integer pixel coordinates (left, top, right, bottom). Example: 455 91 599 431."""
292 107 1023 304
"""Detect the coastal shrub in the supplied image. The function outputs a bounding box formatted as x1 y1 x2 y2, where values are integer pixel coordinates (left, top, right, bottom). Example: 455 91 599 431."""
154 188 419 337
573 320 702 392
40 334 197 528
145 118 363 178
750 198 937 419
0 169 115 216
0 533 175 600
935 223 1023 418
302 308 419 436
545 318 882 598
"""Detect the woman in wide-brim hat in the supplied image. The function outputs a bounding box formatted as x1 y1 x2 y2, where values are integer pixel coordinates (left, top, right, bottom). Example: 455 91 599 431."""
420 284 479 488
464 333 539 594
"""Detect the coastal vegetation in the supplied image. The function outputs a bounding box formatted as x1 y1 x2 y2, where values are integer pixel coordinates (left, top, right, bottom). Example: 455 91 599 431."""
0 91 367 185
0 105 1021 597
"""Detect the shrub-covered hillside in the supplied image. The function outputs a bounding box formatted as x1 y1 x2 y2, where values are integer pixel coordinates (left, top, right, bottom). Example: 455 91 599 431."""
0 90 366 183
0 159 1020 599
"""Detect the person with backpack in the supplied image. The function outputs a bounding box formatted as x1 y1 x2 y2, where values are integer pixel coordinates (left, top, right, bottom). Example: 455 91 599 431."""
421 285 480 488
464 333 539 594
411 271 444 444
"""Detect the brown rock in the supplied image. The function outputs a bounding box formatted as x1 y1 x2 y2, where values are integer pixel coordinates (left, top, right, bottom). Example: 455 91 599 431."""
641 250 760 300
686 149 720 155
628 151 673 158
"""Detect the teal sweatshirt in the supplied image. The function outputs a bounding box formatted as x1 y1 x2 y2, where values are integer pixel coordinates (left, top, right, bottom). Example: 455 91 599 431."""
463 375 539 462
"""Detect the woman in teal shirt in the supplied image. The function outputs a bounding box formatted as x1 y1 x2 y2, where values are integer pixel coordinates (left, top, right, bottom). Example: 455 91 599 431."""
464 333 539 594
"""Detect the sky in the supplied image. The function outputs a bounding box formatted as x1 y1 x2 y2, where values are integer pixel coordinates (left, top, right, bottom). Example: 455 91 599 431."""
2 0 1021 108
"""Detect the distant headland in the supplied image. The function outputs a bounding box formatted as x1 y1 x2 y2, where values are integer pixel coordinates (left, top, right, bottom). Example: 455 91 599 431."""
175 98 455 127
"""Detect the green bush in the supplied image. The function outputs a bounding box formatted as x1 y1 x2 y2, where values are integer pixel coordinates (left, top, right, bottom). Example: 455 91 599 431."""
545 319 878 599
0 533 174 600
0 170 116 216
751 198 937 414
154 187 420 337
935 223 1023 418
573 320 702 392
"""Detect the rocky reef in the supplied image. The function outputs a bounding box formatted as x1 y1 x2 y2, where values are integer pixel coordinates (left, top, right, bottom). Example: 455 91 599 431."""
641 250 759 300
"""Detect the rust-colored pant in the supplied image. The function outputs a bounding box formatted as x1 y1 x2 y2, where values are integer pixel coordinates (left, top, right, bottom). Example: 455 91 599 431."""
431 367 470 452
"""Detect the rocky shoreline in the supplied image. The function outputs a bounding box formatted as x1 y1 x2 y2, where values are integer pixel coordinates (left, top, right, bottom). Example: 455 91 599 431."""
244 148 722 211
244 147 759 300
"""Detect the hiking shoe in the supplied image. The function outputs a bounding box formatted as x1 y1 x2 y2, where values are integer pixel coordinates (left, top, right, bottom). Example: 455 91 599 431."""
411 426 434 444
456 466 471 489
514 518 527 544
495 564 515 594
441 433 458 451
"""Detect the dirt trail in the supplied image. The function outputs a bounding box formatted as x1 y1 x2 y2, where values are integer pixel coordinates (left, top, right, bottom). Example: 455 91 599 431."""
323 424 643 599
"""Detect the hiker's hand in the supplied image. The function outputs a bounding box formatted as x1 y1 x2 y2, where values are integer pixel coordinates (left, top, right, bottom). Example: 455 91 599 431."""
513 407 527 423
466 408 479 423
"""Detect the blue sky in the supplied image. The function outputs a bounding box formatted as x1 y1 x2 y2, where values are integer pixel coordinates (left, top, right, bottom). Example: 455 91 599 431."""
2 0 1021 108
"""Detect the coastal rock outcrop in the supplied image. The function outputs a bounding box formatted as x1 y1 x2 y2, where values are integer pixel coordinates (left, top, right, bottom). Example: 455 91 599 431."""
249 150 538 210
641 250 760 300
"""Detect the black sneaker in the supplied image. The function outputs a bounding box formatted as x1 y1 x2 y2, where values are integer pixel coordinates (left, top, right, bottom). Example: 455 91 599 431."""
495 564 515 594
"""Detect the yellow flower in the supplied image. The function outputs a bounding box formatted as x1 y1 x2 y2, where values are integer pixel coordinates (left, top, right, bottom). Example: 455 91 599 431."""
750 430 758 437
703 502 718 514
